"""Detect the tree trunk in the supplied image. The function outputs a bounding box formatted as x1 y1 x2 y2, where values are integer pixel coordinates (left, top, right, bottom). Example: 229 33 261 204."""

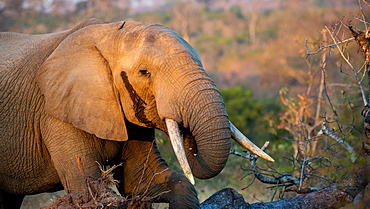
200 159 369 209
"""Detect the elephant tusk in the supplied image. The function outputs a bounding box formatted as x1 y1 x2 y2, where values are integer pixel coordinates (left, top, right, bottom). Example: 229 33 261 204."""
230 122 275 162
165 118 195 185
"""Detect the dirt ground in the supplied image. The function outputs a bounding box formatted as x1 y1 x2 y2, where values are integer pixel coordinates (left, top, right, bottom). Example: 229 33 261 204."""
21 191 168 209
21 191 65 209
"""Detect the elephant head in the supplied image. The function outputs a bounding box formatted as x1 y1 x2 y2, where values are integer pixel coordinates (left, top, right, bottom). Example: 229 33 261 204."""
37 20 273 184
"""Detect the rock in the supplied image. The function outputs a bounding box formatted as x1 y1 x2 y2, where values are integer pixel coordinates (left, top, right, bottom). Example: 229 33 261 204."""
200 188 250 209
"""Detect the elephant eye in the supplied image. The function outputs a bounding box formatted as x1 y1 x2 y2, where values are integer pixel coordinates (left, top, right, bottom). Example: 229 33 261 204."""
140 69 148 74
138 65 150 77
139 69 150 77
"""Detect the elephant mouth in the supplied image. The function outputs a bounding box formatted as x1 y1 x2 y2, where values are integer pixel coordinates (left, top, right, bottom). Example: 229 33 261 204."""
165 118 274 184
182 129 198 157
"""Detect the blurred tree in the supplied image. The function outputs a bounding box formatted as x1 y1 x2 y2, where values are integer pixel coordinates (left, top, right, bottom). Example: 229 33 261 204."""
1 0 25 31
221 87 281 144
4 0 23 13
170 0 203 43
50 0 75 15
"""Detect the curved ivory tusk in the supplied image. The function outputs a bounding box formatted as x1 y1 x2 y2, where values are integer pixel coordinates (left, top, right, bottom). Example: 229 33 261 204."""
230 122 275 162
165 118 195 185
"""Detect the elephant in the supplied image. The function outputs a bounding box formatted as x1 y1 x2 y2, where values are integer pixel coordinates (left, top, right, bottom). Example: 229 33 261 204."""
0 18 273 208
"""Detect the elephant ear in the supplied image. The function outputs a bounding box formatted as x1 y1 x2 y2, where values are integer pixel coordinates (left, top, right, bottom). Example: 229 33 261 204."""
37 24 128 141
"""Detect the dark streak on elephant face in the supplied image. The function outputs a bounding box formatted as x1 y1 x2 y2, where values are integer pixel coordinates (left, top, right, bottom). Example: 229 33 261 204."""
120 71 156 128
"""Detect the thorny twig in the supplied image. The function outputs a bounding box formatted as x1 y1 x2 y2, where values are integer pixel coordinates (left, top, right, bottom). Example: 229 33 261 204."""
132 168 170 203
358 0 370 30
318 122 357 162
76 157 103 207
132 141 155 198
304 172 335 184
130 141 171 206
96 161 123 195
362 101 370 154
305 37 354 56
72 158 158 208
325 25 368 105
362 0 370 7
230 142 320 194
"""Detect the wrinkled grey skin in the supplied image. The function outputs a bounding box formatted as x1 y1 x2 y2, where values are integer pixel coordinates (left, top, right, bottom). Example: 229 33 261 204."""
0 19 231 208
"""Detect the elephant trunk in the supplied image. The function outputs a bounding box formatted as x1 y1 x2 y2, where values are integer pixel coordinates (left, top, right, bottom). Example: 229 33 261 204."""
185 115 231 179
177 80 231 180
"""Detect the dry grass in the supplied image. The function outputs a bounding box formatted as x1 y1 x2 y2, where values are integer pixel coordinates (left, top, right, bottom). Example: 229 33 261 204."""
40 158 153 209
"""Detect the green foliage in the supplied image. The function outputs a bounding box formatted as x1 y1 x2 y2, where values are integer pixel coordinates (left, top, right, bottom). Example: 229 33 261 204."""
229 6 244 19
133 11 172 25
220 87 281 147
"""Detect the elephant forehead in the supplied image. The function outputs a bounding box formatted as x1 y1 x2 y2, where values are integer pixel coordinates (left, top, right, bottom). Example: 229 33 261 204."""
106 21 201 67
144 31 158 43
118 23 182 47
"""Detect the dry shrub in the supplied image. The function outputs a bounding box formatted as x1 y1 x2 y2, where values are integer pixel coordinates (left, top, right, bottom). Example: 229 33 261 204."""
42 158 153 209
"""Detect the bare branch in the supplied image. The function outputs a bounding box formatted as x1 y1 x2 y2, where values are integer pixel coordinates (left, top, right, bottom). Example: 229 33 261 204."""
305 37 354 56
231 142 321 194
304 173 335 184
318 122 357 162
326 26 368 105
362 102 370 154
357 0 369 31
362 0 370 7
